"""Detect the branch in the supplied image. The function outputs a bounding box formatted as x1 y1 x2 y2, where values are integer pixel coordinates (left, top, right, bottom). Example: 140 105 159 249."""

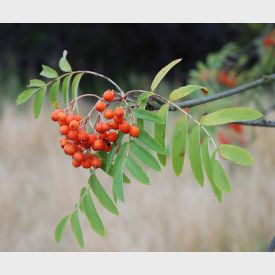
145 74 275 128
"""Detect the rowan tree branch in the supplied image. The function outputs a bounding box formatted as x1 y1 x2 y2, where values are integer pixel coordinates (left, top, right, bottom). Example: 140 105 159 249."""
145 74 275 128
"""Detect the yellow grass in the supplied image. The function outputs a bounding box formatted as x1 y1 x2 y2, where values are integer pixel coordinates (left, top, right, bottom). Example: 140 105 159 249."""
0 103 275 251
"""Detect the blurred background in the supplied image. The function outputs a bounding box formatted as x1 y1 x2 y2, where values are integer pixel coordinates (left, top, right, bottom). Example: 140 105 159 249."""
1 23 275 251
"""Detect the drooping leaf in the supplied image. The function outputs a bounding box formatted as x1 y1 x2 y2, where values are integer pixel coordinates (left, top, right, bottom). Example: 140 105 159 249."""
61 74 72 105
172 116 188 176
33 87 46 118
137 92 153 103
89 174 118 215
71 210 84 248
59 50 72 72
40 64 58 79
169 85 208 101
212 153 231 192
189 125 204 186
49 79 60 108
113 143 128 174
134 109 165 124
55 215 69 243
130 140 161 171
200 107 263 126
218 144 254 166
28 79 46 88
138 127 166 155
154 103 169 166
113 169 124 202
79 187 87 212
106 133 123 172
126 156 150 185
16 89 37 105
83 192 105 236
202 137 222 203
151 58 182 92
71 73 83 100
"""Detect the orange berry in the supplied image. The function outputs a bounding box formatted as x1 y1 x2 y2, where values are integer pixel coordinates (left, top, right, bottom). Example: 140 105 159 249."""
51 109 61 121
91 157 102 169
113 115 124 124
64 144 78 155
78 131 89 142
60 138 70 148
72 159 81 168
60 125 69 135
81 159 92 169
95 122 105 133
102 122 111 132
73 114 82 122
129 126 140 137
58 111 67 122
104 109 115 119
85 153 95 161
99 132 107 139
103 89 115 102
88 134 98 146
93 139 104 151
111 121 119 130
107 132 118 142
69 120 80 130
119 121 131 134
73 151 85 162
114 107 124 117
66 115 75 124
95 100 106 112
67 130 78 140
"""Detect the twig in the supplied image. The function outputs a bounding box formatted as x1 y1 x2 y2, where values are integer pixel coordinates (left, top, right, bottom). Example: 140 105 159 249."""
236 119 275 128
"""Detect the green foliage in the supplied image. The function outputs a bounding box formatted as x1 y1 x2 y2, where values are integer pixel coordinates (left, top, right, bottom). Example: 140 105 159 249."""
40 65 58 79
169 85 208 101
16 89 37 105
59 50 72 72
200 107 263 126
134 109 165 124
71 210 84 248
55 215 69 243
33 87 46 118
49 80 60 108
61 75 72 104
126 156 150 185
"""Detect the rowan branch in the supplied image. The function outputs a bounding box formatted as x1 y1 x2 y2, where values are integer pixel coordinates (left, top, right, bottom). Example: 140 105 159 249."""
145 74 275 128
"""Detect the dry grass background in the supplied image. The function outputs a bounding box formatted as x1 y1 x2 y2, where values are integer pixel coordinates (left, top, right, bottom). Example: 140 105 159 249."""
0 102 275 251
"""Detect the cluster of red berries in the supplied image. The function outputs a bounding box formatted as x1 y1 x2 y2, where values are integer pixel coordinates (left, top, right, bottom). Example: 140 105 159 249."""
217 71 237 88
50 89 140 170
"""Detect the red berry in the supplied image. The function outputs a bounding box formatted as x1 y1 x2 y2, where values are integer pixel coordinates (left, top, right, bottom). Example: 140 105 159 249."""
91 157 102 169
69 120 80 130
66 115 75 125
95 100 106 112
58 111 67 122
114 107 124 117
93 139 104 151
85 153 95 161
64 144 78 155
107 132 118 142
104 109 115 119
95 122 105 133
114 115 124 124
81 159 92 169
51 109 61 121
88 134 98 146
102 122 111 132
73 151 85 162
72 159 81 168
111 121 119 130
60 138 70 148
99 132 107 139
103 89 115 102
67 130 78 140
78 131 89 142
129 126 140 137
119 121 131 133
73 114 82 122
60 125 69 135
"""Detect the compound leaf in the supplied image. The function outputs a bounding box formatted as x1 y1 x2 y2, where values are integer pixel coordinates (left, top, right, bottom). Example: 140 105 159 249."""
62 74 72 105
126 156 150 185
49 79 60 108
55 215 69 243
71 73 83 100
169 85 208 101
71 210 84 248
16 88 37 105
33 87 46 118
134 109 165 124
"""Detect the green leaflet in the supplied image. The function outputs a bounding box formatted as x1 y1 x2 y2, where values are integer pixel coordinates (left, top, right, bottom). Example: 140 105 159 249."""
83 192 105 236
137 92 153 102
172 116 188 176
134 109 165 124
130 140 161 171
106 133 123 172
71 210 84 248
169 85 208 101
49 79 60 108
154 103 169 166
218 144 254 166
126 156 150 185
28 79 46 88
89 174 118 215
33 87 46 118
137 92 153 127
54 215 69 243
112 143 129 202
59 50 72 72
138 126 166 155
16 88 37 105
202 137 222 203
200 107 263 126
62 74 72 105
189 125 204 186
151 58 182 92
71 73 83 100
212 153 232 192
40 64 58 78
